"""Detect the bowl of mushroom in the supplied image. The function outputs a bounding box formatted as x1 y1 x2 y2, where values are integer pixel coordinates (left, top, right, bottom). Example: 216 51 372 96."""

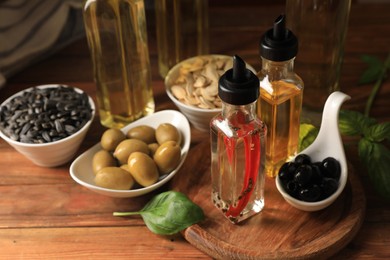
165 55 252 132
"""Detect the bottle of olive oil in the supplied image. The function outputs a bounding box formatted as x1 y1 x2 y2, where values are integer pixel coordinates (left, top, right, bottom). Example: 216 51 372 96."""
155 0 209 78
257 15 304 178
83 0 154 129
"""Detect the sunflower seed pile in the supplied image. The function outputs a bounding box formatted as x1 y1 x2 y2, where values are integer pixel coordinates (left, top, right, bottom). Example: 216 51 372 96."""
0 85 93 144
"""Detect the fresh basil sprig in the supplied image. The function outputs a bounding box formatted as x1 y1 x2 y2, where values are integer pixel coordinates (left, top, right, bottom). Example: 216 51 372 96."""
299 53 390 200
339 110 390 199
113 191 204 235
360 53 390 117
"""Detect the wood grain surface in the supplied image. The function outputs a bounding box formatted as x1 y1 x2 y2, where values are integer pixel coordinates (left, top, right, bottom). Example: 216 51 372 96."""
0 1 389 259
171 141 366 260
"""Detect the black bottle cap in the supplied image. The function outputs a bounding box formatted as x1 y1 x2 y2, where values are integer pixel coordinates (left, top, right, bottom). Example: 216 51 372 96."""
260 14 298 61
218 55 259 105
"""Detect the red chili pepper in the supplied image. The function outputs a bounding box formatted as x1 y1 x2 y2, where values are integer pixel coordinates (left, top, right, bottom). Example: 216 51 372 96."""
224 124 261 219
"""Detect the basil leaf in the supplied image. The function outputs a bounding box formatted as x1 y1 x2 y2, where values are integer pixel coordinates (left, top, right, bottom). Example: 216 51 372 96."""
339 110 377 136
359 55 383 84
113 191 204 235
359 66 382 85
364 122 390 142
299 123 318 152
361 55 383 67
358 138 374 165
359 138 390 199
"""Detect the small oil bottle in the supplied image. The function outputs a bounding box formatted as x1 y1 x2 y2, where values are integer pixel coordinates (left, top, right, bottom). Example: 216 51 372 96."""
210 55 267 224
257 15 304 178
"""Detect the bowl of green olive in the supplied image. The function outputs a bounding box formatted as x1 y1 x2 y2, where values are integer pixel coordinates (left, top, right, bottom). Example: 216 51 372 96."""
69 110 191 198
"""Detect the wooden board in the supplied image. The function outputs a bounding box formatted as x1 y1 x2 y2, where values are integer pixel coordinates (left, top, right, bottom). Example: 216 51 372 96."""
171 141 366 260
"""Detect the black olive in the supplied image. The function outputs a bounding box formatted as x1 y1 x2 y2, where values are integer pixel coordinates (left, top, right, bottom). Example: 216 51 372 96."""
294 153 311 165
278 162 295 182
299 184 321 202
322 157 341 180
311 164 323 185
278 155 341 203
294 164 313 187
285 180 299 198
320 178 339 199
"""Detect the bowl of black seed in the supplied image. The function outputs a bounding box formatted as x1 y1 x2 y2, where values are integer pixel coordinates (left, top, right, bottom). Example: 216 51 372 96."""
0 84 95 167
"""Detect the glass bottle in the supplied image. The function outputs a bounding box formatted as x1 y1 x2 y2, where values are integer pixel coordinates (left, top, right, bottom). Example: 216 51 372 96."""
83 0 154 129
155 0 209 78
257 15 304 178
286 0 351 126
211 55 267 224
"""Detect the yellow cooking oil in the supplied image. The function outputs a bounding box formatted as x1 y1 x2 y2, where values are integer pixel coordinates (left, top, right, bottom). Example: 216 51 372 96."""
257 80 302 177
83 0 154 128
257 15 303 177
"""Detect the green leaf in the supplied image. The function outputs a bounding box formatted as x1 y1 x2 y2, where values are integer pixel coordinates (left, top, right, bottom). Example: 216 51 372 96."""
359 66 382 85
338 110 377 136
364 122 390 142
113 191 204 235
358 138 390 199
361 55 383 67
359 55 383 84
358 138 374 165
299 123 319 152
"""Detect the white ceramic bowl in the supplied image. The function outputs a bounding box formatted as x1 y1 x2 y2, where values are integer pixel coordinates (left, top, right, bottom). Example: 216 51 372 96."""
275 91 350 211
69 110 191 198
165 55 232 132
0 84 95 167
275 154 348 212
166 89 220 132
165 54 257 132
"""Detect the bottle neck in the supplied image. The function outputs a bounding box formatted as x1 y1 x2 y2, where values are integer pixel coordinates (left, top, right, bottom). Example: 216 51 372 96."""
261 57 295 80
222 101 257 123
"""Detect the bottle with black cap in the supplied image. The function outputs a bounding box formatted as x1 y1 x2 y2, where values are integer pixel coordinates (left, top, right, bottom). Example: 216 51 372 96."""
257 14 304 178
210 55 267 224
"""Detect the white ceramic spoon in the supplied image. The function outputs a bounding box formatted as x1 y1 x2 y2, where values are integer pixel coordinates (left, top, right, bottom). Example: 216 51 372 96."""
276 91 351 211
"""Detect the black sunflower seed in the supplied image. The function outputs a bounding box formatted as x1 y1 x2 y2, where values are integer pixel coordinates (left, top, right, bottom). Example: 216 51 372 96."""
0 85 93 144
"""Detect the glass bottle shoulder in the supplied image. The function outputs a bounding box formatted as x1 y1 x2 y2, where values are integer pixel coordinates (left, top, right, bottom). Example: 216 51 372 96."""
257 70 303 89
210 113 266 139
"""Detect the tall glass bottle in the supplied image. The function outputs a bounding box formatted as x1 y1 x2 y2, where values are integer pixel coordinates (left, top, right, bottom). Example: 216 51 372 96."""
155 0 209 78
286 0 351 126
83 0 154 129
257 15 304 178
211 55 267 224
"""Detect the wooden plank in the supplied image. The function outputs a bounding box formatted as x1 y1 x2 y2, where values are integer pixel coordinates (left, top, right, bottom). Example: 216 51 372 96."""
0 226 211 259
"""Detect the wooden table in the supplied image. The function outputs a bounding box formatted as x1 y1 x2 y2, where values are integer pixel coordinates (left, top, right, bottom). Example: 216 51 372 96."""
1 2 389 259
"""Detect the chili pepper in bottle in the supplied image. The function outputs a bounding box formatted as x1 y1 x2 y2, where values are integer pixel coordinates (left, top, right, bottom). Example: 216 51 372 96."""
257 14 304 178
210 55 267 224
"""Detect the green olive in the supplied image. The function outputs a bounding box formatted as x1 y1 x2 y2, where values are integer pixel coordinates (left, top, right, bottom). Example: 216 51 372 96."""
148 143 159 156
155 123 181 145
126 125 156 144
94 167 134 190
92 150 117 175
128 152 159 187
101 128 126 151
153 141 181 175
120 164 131 173
113 139 149 165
